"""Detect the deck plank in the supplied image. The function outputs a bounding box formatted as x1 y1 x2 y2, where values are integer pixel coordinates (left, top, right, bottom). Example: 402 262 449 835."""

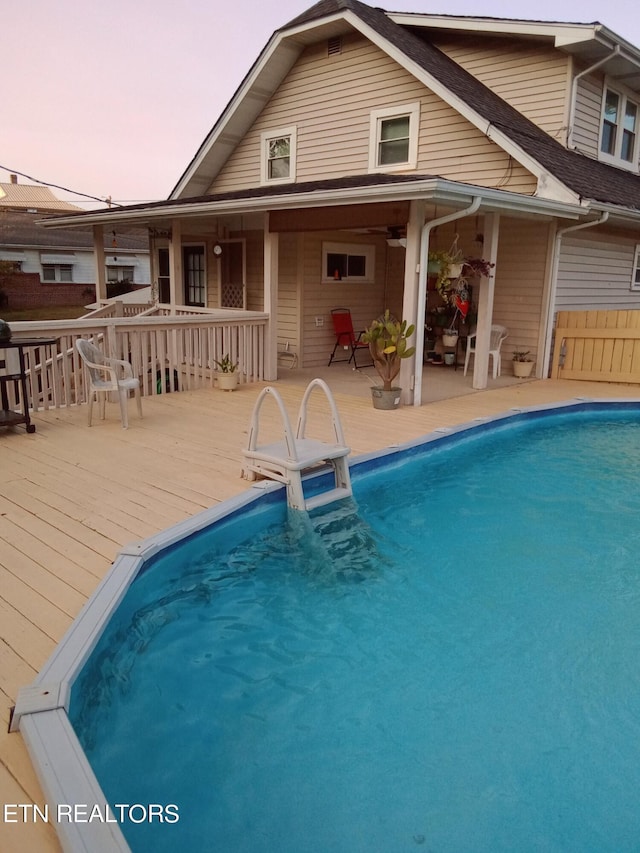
1 375 639 853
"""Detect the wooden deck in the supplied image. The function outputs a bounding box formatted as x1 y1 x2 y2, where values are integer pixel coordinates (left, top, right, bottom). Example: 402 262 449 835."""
2 375 639 852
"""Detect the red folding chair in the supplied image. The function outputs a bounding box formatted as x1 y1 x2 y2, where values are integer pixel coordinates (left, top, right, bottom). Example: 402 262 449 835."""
328 308 373 368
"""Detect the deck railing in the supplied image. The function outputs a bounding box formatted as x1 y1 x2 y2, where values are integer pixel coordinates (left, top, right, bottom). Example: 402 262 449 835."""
6 309 268 412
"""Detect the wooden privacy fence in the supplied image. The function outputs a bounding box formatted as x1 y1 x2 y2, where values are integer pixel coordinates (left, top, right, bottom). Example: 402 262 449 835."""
551 310 640 383
6 309 268 413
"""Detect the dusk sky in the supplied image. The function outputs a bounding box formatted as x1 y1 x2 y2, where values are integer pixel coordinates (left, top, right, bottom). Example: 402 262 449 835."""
5 0 639 207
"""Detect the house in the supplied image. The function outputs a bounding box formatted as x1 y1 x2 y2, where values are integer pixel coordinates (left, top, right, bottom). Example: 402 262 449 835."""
0 176 150 310
43 0 640 404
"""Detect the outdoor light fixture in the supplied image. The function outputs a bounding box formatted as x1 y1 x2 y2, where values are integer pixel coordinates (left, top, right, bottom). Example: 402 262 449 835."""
386 226 406 248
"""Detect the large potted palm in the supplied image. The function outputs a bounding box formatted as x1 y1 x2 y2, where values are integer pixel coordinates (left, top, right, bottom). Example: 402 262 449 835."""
362 310 415 410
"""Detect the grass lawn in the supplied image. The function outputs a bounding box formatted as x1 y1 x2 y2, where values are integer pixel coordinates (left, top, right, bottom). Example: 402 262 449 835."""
2 305 89 322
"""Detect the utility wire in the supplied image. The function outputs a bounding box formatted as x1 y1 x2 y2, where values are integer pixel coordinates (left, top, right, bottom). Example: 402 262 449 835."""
0 165 122 207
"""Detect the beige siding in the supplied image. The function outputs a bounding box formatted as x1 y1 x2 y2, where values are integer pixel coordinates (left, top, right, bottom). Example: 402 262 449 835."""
426 216 549 363
557 233 640 309
210 33 537 196
277 232 302 361
434 36 571 140
299 231 390 367
492 219 551 362
572 72 602 158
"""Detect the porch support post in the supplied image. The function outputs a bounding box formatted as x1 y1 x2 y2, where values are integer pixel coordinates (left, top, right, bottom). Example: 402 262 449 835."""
472 212 500 389
168 219 182 312
400 200 426 405
264 215 279 381
92 225 106 302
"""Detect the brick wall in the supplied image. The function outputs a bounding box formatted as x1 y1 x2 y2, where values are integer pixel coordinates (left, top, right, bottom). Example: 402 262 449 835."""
0 273 146 310
0 272 94 309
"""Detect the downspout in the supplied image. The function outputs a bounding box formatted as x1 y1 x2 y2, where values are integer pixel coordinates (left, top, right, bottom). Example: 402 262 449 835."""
541 211 609 374
567 46 620 149
412 196 482 406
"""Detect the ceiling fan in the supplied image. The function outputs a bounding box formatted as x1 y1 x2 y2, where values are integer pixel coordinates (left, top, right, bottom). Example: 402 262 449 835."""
386 226 406 248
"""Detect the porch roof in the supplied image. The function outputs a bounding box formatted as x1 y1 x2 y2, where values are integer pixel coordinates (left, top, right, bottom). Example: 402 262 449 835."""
40 173 584 230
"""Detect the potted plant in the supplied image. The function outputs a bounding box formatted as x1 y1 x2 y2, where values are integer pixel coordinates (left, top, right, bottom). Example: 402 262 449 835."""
213 354 240 390
428 248 464 293
512 350 535 378
362 310 415 410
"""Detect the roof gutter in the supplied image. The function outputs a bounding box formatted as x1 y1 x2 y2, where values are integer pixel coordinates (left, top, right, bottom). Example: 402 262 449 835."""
411 195 482 406
567 46 620 149
41 179 583 230
541 211 610 374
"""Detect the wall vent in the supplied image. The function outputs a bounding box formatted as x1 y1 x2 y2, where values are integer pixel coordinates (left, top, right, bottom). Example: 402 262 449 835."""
327 36 342 56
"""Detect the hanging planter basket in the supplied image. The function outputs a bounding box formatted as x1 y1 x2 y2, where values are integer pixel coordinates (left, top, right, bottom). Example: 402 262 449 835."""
442 330 459 348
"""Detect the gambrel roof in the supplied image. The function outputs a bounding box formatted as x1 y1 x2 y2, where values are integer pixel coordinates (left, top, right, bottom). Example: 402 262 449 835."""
172 0 640 216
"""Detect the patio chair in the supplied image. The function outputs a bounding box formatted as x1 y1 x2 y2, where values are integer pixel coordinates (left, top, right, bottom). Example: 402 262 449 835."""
76 338 142 429
328 308 373 368
463 324 508 379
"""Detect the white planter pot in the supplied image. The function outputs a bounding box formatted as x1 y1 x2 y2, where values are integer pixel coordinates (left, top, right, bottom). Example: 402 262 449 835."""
216 371 239 391
442 333 458 348
447 263 463 279
512 361 534 378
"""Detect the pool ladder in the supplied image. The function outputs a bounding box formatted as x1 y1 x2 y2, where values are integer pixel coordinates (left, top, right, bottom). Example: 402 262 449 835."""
242 378 352 511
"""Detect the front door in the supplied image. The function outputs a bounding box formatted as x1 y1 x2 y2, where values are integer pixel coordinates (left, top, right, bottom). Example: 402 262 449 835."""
184 246 206 306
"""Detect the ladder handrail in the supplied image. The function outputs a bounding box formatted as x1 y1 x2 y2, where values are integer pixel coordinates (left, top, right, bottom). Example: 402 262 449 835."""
295 378 347 446
245 385 299 461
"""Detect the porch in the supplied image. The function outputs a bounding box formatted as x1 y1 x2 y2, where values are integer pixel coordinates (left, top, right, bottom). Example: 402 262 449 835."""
2 375 640 852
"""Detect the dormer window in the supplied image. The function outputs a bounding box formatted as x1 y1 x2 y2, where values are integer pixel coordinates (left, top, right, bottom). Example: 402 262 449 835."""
600 86 638 169
368 103 419 173
261 127 297 184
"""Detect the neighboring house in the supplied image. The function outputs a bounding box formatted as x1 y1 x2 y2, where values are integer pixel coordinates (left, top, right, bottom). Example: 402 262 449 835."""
0 177 150 309
43 0 640 404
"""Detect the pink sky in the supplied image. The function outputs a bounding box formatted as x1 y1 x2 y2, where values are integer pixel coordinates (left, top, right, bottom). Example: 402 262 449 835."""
5 0 639 208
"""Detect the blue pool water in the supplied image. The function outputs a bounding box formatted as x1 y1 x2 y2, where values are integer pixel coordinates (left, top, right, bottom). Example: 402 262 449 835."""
70 407 640 852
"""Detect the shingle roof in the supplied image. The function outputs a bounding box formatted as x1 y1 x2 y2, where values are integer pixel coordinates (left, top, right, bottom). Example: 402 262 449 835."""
282 0 640 212
0 210 149 250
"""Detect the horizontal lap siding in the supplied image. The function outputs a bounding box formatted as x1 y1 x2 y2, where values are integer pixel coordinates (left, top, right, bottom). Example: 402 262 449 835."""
573 73 601 158
301 232 388 367
557 234 640 310
435 37 570 140
492 219 550 362
210 33 536 195
277 232 301 358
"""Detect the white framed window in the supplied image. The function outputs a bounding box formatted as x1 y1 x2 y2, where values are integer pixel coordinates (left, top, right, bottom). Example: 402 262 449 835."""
106 266 135 283
260 126 297 184
42 264 73 282
322 242 375 283
631 244 640 291
599 84 638 170
369 103 420 173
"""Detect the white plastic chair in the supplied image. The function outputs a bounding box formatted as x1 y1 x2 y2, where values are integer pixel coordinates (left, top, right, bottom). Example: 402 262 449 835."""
464 325 508 379
76 339 142 429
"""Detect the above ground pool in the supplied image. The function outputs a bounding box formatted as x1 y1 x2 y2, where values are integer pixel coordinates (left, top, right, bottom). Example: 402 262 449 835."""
16 400 640 852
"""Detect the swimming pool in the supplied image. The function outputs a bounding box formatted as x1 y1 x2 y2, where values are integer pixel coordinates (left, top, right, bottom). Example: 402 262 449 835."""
14 399 640 852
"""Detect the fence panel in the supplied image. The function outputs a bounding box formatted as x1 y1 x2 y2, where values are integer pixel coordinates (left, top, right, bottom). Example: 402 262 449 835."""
552 310 640 383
